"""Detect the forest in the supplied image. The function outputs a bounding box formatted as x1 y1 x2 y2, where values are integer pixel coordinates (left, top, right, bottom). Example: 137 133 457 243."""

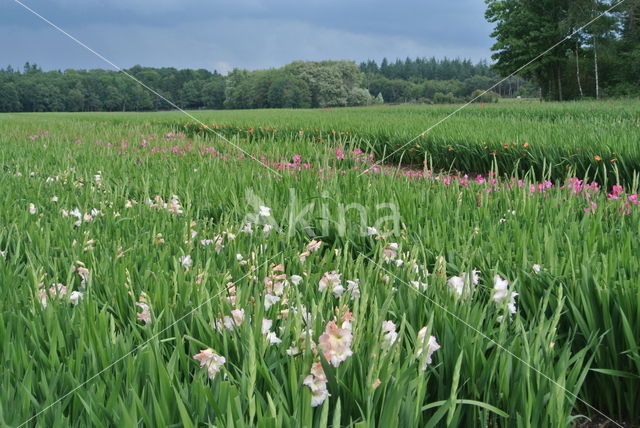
0 58 512 112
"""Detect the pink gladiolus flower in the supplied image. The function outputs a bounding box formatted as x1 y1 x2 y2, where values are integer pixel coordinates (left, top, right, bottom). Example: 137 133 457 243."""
76 267 89 287
303 361 330 407
382 242 399 263
193 348 225 379
135 302 152 324
37 283 68 308
584 201 598 214
318 271 342 293
230 308 245 325
608 185 624 200
318 320 353 367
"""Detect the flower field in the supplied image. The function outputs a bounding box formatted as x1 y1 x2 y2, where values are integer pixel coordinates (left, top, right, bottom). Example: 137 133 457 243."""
1 102 639 427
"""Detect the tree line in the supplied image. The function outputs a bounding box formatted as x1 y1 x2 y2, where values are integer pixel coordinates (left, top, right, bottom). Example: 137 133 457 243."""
358 57 537 103
0 58 516 113
486 0 640 100
0 63 227 112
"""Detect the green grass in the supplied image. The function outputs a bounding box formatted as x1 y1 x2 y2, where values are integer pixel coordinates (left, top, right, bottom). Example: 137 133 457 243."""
0 103 639 427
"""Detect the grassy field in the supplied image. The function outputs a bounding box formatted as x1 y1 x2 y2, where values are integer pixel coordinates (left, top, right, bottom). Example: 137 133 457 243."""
1 102 639 427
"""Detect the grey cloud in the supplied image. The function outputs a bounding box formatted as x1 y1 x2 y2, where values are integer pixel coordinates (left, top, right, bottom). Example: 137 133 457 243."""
0 0 493 71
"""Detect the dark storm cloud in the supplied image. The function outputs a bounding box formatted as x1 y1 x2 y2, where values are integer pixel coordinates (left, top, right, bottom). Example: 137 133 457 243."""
0 0 494 72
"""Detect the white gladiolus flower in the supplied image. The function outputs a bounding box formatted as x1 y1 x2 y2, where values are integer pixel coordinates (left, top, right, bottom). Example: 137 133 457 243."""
259 206 271 217
69 291 84 305
261 319 273 334
264 294 280 310
381 320 398 350
447 269 479 297
416 327 440 370
266 332 282 345
346 279 361 298
493 274 518 316
179 255 193 270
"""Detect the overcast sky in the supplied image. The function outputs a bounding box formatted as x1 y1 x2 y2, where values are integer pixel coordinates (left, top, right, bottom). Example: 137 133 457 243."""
1 0 495 73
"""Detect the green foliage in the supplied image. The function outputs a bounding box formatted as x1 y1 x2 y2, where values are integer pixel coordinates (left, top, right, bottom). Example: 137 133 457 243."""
267 75 312 109
485 0 640 100
346 88 374 107
0 104 639 425
469 89 500 103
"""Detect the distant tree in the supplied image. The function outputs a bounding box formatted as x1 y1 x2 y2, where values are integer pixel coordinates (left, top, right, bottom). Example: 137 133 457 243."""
181 80 205 108
347 88 373 106
64 88 85 112
285 60 363 107
485 0 573 100
267 74 311 108
202 76 226 109
0 83 22 112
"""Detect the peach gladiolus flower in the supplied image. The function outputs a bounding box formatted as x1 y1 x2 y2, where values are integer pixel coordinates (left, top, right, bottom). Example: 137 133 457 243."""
303 361 330 407
318 320 353 367
193 348 225 379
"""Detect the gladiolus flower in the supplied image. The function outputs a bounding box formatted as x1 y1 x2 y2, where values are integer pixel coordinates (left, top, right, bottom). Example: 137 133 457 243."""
231 308 245 325
318 271 342 293
382 243 399 263
193 348 225 379
135 302 152 324
318 320 353 367
69 291 84 305
259 206 271 217
493 275 518 316
264 294 280 310
416 327 440 370
381 320 398 350
179 255 193 270
447 270 479 296
346 279 361 298
37 283 68 308
303 361 330 407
